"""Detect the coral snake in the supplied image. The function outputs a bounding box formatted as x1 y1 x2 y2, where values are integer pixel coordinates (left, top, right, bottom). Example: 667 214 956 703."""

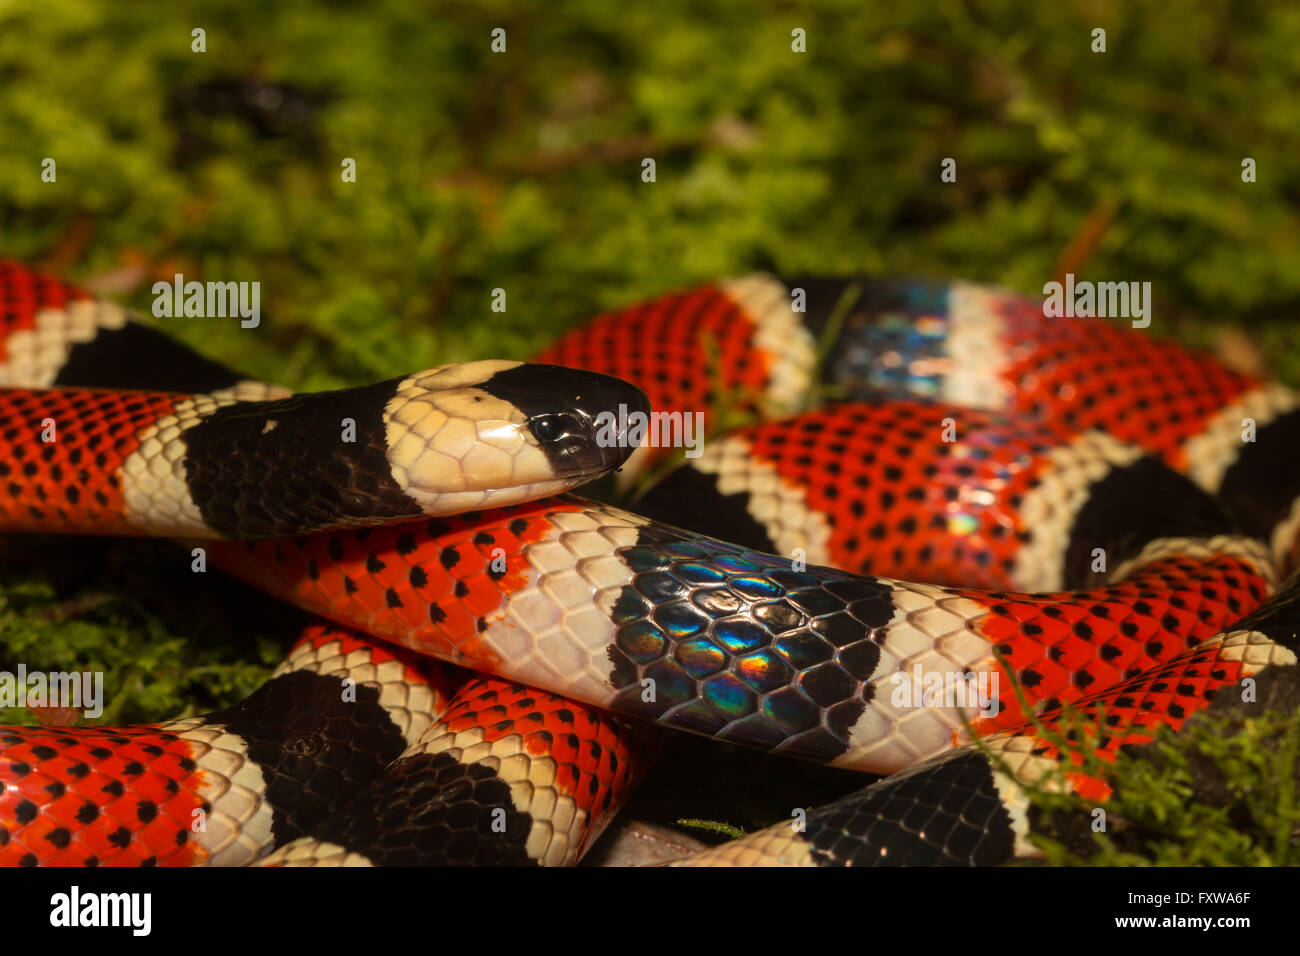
0 260 1296 866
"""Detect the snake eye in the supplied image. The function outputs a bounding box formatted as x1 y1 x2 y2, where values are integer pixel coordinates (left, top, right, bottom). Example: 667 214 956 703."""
530 414 565 443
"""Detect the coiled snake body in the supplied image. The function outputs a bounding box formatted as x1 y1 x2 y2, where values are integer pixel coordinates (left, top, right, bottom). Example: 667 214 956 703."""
1 261 1297 866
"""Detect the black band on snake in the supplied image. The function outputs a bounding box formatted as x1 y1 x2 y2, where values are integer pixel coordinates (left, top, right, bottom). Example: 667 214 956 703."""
1 261 1296 866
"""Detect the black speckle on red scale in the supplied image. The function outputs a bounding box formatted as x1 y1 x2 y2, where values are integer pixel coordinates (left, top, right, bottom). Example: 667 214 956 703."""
0 727 209 866
206 500 583 670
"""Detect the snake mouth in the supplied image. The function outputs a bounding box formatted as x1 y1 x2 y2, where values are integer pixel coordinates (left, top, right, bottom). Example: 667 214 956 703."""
480 363 651 479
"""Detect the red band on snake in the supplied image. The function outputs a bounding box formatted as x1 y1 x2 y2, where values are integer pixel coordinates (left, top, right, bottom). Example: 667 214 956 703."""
1 262 1297 866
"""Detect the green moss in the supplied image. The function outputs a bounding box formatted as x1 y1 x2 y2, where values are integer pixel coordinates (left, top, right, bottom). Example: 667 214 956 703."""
2 0 1298 393
0 536 292 724
674 818 748 841
979 660 1300 866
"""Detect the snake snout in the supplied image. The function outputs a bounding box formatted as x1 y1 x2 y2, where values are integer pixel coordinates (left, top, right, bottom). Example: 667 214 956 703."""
518 367 651 477
386 361 650 514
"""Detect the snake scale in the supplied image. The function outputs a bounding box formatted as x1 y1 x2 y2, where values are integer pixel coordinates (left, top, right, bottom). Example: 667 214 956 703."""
1 260 1297 866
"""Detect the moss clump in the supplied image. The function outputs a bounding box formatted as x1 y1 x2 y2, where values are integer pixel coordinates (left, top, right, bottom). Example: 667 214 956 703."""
1001 666 1300 866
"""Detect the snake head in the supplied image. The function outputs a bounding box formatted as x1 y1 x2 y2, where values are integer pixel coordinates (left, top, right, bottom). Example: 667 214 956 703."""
384 359 650 514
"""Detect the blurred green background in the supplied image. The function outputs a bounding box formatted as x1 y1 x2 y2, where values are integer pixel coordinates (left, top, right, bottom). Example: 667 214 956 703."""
0 0 1296 828
2 0 1298 393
